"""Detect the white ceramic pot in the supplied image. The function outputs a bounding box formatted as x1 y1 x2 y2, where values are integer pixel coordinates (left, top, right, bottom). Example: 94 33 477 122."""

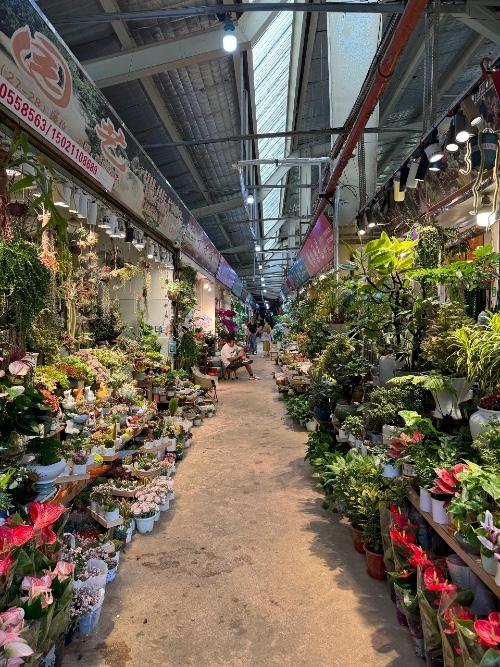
432 378 471 420
337 429 348 442
347 433 355 445
481 551 497 576
382 463 401 479
305 420 317 432
431 497 449 525
470 407 500 440
419 487 432 513
135 515 155 534
104 509 119 522
153 511 160 523
160 499 170 511
101 446 115 456
73 464 87 475
166 439 176 452
354 439 364 453
28 459 67 489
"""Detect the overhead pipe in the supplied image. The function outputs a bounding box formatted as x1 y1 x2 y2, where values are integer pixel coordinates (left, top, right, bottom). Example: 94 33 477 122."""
306 0 429 234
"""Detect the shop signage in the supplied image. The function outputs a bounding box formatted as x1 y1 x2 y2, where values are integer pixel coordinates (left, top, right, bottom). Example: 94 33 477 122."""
232 277 244 298
300 212 334 277
216 256 237 290
0 1 233 281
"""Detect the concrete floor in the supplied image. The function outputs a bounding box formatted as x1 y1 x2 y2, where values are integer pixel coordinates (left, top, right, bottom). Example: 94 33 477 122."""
63 356 419 667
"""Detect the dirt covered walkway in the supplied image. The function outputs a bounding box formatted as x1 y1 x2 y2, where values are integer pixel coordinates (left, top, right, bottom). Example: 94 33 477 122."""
63 356 418 667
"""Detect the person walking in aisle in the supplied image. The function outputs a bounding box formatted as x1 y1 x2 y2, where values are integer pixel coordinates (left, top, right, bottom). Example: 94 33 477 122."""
261 319 272 357
246 317 258 355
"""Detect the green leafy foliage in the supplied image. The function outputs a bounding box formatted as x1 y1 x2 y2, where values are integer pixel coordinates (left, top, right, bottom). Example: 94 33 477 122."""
473 419 500 469
286 395 311 425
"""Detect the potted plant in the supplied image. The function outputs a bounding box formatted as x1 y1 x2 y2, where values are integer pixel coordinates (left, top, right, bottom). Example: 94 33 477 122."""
100 495 120 522
25 436 68 491
343 415 364 449
163 421 177 451
71 450 88 475
176 442 184 461
429 463 468 525
451 314 500 438
100 438 115 457
130 497 159 533
361 493 386 580
473 418 500 468
476 510 500 578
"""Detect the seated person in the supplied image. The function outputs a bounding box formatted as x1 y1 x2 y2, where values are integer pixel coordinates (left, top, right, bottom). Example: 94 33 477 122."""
220 336 259 380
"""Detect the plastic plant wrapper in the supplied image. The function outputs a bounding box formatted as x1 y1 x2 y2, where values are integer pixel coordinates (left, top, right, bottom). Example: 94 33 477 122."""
437 590 478 667
391 570 425 658
417 566 443 662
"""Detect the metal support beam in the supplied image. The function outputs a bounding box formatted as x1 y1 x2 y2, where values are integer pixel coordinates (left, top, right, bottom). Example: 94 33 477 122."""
82 11 278 88
378 31 485 174
459 3 500 46
97 0 241 261
55 3 469 24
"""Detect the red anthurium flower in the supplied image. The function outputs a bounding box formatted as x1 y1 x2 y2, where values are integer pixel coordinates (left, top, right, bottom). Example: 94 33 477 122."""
0 525 34 550
474 619 500 648
396 569 414 579
0 555 13 577
408 544 432 568
389 505 410 530
488 612 500 627
442 605 475 635
28 503 65 545
423 565 457 592
389 529 416 549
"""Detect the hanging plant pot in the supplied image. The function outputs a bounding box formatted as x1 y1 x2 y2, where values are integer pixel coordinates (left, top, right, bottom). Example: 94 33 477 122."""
470 132 498 170
350 523 365 555
365 546 386 580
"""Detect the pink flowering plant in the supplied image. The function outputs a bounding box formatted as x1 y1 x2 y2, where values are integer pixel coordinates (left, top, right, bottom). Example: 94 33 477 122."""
0 607 34 666
130 499 158 519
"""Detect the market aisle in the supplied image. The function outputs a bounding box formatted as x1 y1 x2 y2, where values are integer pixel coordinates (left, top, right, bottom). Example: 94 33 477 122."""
63 357 419 667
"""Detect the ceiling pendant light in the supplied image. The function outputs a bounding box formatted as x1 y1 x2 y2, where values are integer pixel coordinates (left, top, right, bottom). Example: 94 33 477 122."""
146 238 155 259
424 133 444 163
367 208 376 229
461 97 482 127
77 192 88 219
133 230 145 251
87 200 98 226
246 191 255 205
116 218 126 239
255 244 261 252
428 161 443 172
222 19 237 53
455 110 472 144
125 225 135 243
476 194 493 228
69 188 81 214
445 119 459 152
53 184 69 208
107 213 119 237
99 209 112 229
415 154 429 182
406 159 419 189
356 212 366 236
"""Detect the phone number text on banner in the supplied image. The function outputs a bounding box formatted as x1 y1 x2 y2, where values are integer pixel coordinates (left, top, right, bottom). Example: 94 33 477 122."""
0 74 114 191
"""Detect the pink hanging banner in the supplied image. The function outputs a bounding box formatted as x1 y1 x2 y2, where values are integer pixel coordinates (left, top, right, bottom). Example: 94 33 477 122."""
299 212 334 278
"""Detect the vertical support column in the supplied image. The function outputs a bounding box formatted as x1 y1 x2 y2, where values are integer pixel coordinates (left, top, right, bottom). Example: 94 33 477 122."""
172 248 180 370
326 2 381 227
298 164 312 249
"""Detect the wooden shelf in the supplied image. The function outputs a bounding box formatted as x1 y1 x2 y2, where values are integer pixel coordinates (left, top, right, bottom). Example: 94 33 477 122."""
407 489 500 598
89 509 123 529
55 473 90 484
107 487 137 498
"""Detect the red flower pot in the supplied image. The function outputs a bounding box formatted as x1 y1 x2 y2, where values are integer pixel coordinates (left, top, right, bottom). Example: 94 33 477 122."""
350 523 365 554
365 546 386 580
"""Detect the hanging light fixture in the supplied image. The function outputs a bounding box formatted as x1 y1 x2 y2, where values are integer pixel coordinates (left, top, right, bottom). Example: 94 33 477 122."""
77 192 88 219
87 200 98 226
255 244 261 252
146 238 155 259
406 159 420 189
461 97 482 127
424 131 444 163
116 218 126 239
69 188 81 214
259 263 263 270
415 153 429 182
476 194 493 227
125 225 135 243
367 208 376 229
99 209 112 229
107 213 120 237
445 119 459 152
223 19 237 53
393 175 405 202
133 230 145 251
356 212 366 236
455 110 472 143
53 184 69 208
246 191 255 205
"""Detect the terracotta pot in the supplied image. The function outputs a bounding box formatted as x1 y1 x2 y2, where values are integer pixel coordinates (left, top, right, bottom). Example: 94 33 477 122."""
365 546 386 580
350 524 365 555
